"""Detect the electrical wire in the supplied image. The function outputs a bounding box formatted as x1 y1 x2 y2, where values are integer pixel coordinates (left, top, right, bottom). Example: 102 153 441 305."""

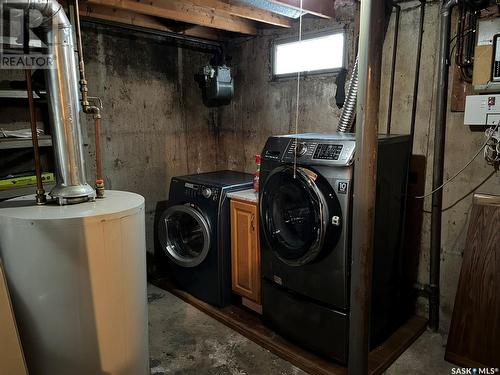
484 126 500 165
415 122 500 199
293 0 304 179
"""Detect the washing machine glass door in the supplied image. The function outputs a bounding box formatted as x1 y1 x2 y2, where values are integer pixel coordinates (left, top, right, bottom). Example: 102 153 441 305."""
260 165 342 266
159 204 211 267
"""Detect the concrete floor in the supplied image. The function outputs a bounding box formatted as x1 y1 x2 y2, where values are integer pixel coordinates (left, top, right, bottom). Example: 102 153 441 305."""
147 284 455 375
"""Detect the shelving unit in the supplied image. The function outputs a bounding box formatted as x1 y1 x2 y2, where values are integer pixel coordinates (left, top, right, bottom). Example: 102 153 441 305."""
0 136 52 150
0 78 54 202
0 89 42 99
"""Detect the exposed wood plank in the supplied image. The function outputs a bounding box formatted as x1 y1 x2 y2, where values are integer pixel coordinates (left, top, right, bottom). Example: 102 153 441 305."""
154 279 427 375
0 264 28 375
446 194 500 367
82 2 223 40
86 0 258 34
182 0 292 27
268 0 334 18
451 62 474 112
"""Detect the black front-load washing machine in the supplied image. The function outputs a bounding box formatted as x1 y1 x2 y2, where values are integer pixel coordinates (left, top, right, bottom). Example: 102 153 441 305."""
259 133 411 364
157 170 253 307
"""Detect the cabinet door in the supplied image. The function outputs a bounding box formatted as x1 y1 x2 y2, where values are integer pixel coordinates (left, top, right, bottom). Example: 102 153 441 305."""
230 199 261 304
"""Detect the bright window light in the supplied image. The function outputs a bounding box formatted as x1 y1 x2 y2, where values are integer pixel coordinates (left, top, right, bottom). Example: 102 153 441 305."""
273 33 345 76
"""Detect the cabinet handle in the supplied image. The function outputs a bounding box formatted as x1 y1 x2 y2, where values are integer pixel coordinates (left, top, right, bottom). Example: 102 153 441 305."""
251 213 255 232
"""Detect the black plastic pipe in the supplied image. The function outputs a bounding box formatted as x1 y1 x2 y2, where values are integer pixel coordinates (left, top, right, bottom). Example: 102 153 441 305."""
409 0 425 149
429 0 458 332
386 3 400 135
81 17 223 50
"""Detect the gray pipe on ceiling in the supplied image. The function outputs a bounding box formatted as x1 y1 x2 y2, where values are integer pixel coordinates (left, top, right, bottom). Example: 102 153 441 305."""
3 0 95 204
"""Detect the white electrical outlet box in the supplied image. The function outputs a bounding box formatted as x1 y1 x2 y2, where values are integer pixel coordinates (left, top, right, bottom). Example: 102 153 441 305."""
464 94 500 125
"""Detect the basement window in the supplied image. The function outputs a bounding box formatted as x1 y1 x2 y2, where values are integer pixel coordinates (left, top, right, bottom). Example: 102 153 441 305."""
272 32 345 78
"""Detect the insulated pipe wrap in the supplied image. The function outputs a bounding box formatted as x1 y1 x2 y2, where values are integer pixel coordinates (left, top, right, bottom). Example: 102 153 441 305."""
337 56 359 133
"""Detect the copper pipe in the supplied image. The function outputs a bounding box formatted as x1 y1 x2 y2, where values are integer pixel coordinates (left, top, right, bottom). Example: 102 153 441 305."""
72 0 105 197
72 0 89 108
94 116 104 198
25 69 46 205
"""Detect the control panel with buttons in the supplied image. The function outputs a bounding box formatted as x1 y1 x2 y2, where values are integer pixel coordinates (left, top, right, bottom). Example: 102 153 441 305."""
313 144 343 160
184 183 219 201
282 138 355 166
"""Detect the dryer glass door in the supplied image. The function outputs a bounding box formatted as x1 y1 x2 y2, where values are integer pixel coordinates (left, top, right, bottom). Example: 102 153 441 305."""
260 166 342 266
159 204 211 267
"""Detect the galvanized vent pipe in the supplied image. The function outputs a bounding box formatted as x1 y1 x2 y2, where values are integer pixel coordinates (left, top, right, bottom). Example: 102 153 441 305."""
337 55 359 133
3 0 95 204
429 0 458 332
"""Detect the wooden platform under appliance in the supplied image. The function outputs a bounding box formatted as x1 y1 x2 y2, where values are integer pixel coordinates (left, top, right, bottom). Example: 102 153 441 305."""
153 279 427 375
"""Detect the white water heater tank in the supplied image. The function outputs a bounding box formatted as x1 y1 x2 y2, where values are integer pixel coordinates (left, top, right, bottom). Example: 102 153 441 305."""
0 190 149 375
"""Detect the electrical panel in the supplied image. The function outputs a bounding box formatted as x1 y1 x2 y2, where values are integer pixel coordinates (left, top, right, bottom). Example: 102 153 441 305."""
473 17 500 92
493 35 500 83
464 94 500 125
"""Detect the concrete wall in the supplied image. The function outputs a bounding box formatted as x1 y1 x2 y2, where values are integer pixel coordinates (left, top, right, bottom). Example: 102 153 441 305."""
217 2 358 172
79 24 219 255
218 1 500 333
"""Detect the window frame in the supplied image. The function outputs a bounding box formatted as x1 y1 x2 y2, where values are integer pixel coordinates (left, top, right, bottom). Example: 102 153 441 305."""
270 28 347 81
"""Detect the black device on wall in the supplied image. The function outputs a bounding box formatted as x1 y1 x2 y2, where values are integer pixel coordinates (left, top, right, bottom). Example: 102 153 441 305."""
258 133 411 364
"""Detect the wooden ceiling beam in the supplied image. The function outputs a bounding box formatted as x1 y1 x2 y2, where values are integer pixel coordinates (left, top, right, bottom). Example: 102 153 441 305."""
86 0 258 34
268 0 334 18
81 2 223 40
182 0 292 27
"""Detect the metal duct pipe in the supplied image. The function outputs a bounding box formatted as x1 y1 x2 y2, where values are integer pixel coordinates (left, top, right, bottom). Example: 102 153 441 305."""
3 0 95 205
337 55 359 132
429 0 458 332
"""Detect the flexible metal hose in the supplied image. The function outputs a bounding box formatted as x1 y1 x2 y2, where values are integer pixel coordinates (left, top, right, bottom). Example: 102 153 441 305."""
337 55 359 133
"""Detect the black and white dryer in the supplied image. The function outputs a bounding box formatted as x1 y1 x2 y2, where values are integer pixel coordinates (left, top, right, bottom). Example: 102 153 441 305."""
259 133 411 364
157 170 253 307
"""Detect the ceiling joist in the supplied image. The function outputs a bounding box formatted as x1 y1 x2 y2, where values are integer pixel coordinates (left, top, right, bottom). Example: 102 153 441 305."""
86 0 258 34
181 0 292 27
82 3 224 40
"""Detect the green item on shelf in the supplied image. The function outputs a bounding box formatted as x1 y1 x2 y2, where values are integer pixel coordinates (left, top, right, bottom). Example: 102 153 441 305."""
0 172 55 190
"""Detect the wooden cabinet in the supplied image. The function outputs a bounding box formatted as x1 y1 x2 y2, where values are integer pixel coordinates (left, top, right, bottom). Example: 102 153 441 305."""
230 199 261 308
